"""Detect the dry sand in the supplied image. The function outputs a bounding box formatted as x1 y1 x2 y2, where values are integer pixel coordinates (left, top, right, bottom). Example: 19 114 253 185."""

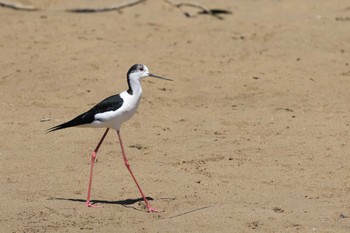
1 0 350 232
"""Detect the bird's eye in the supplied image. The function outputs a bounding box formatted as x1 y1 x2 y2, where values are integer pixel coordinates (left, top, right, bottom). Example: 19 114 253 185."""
139 67 144 71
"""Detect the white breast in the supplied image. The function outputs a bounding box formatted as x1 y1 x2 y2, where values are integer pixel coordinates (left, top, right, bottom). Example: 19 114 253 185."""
92 90 142 130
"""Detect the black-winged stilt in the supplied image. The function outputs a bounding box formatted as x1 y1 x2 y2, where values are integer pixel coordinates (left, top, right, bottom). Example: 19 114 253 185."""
47 64 172 212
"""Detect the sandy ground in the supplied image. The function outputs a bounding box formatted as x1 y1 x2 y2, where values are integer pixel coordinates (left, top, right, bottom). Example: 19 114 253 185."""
1 0 350 232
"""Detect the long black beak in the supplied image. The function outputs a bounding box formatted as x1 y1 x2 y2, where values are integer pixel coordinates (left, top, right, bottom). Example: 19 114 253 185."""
148 73 173 81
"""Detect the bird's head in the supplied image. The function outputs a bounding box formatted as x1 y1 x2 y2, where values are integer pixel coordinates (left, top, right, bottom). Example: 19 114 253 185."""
127 64 173 82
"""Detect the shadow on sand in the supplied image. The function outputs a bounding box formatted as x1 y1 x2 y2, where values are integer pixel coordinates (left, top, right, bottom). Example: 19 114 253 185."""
49 196 154 211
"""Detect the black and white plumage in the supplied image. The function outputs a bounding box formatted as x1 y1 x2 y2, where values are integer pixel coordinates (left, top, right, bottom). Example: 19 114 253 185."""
47 94 124 132
47 64 172 212
47 64 172 132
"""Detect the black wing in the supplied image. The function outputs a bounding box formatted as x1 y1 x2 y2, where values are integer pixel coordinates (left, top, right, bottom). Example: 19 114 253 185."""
46 94 124 133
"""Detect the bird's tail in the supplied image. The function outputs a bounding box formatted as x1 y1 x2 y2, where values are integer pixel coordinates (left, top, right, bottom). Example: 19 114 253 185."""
46 114 88 133
46 121 75 133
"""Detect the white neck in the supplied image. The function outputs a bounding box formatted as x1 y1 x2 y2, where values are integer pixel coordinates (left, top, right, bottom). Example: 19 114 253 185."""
127 74 143 96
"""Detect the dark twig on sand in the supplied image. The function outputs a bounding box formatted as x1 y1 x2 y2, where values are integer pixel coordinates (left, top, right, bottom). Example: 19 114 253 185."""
0 0 39 11
164 0 231 19
66 0 146 13
0 0 145 13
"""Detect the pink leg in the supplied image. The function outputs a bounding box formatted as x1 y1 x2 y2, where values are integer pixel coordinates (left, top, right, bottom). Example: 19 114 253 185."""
86 128 110 207
116 130 160 213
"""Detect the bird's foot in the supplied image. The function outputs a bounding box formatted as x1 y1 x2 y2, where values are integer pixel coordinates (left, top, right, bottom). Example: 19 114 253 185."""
86 201 102 208
146 205 163 213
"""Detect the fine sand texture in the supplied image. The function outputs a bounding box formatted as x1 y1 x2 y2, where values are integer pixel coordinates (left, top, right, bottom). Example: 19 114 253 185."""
1 0 350 232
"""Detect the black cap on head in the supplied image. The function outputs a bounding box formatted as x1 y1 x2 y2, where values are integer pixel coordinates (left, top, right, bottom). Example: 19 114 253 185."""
127 64 144 77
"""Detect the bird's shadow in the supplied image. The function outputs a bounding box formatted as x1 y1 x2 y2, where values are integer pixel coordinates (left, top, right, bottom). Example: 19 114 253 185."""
50 196 154 211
